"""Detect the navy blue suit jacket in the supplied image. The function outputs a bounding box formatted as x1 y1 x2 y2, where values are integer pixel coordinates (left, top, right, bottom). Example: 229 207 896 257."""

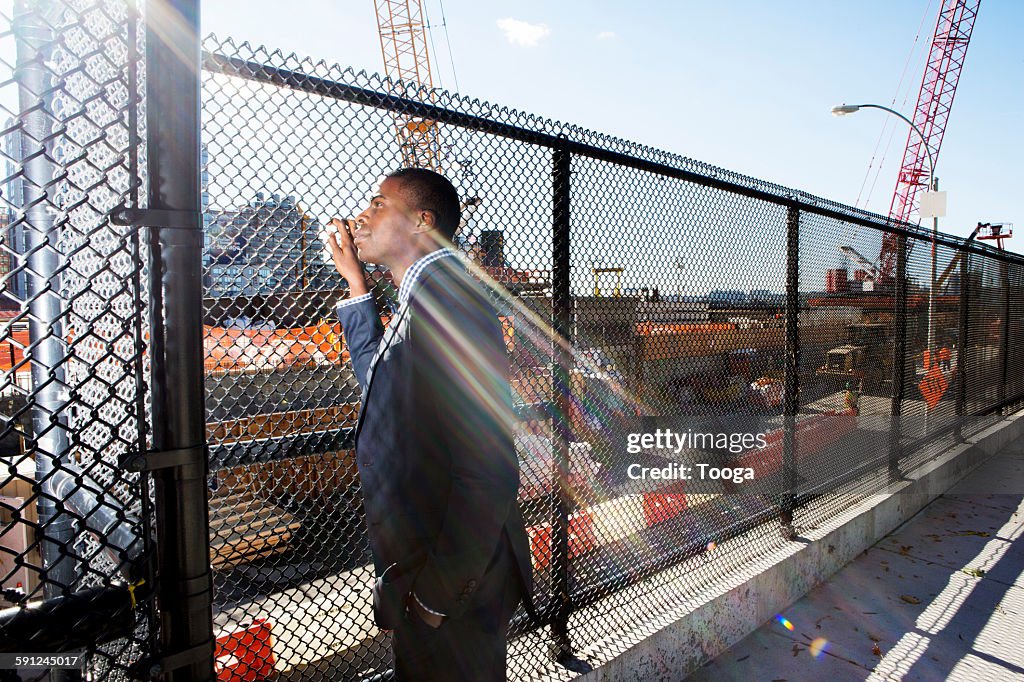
337 254 533 622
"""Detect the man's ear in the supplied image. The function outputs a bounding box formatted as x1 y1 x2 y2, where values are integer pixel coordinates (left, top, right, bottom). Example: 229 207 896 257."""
413 210 436 233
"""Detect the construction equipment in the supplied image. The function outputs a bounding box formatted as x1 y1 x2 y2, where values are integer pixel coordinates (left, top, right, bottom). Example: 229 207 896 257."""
876 0 981 285
976 222 1013 251
817 323 892 391
373 0 443 169
592 266 624 297
838 245 881 287
933 221 1013 294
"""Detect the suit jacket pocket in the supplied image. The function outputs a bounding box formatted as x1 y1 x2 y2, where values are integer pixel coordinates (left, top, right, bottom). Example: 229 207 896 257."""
372 561 420 629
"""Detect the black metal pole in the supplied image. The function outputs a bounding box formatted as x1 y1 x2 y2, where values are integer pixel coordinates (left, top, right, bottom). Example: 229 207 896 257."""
889 234 907 480
781 205 800 539
955 249 970 439
145 1 213 680
998 260 1011 414
550 146 573 660
0 585 140 653
1010 264 1023 406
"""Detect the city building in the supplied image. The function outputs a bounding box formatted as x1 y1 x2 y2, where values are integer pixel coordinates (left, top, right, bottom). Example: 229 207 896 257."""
203 191 334 298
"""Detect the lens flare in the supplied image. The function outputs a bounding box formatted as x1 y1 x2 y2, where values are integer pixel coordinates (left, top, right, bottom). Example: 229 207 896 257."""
775 615 794 631
809 637 829 657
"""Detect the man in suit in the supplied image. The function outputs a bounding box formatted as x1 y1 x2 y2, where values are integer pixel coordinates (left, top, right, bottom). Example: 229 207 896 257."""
328 168 533 681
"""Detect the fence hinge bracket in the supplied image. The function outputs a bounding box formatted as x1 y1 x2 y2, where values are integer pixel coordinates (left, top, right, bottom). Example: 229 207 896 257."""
123 444 207 472
131 640 215 678
110 205 203 230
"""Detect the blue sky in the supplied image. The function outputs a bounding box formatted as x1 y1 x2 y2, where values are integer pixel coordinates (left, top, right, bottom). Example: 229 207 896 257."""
202 1 1023 256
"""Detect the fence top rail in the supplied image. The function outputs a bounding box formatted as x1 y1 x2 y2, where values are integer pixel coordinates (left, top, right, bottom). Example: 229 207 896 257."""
201 38 1024 269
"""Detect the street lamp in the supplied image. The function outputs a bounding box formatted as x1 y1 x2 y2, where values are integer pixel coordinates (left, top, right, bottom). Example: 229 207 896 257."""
832 103 942 385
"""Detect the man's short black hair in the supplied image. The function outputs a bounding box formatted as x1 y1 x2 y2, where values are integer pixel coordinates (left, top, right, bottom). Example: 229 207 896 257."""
387 167 461 241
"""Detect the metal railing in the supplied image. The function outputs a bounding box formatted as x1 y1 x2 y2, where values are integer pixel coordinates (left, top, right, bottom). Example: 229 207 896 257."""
1 3 1022 680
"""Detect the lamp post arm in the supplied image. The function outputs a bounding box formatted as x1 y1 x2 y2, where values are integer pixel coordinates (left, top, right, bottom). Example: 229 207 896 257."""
853 104 936 190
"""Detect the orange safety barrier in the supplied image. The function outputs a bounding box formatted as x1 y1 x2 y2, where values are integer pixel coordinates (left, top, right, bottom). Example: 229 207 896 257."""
642 481 688 525
0 330 29 373
215 618 275 682
526 511 597 570
523 412 857 570
636 322 735 336
203 314 399 373
203 321 351 372
526 479 689 570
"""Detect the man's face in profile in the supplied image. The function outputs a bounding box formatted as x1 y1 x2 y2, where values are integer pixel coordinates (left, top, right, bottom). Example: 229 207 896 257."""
351 177 420 266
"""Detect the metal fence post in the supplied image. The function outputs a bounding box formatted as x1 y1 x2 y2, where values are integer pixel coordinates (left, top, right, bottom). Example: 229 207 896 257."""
999 260 1011 414
13 0 78 599
955 249 970 438
781 204 800 539
889 234 907 479
550 146 573 660
145 1 213 679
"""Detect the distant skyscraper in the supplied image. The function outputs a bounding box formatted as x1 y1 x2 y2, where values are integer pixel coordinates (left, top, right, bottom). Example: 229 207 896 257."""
0 212 11 293
201 143 211 267
200 146 336 300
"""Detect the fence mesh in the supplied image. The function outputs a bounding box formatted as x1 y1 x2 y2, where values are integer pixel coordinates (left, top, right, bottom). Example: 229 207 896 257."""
1 0 153 679
1 16 1022 681
196 35 1024 681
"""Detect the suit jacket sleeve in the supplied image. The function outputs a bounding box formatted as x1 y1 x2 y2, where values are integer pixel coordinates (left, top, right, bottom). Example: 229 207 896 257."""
409 272 520 618
336 296 384 393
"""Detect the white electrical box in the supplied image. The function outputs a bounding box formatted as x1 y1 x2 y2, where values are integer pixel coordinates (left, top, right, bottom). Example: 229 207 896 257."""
919 190 947 218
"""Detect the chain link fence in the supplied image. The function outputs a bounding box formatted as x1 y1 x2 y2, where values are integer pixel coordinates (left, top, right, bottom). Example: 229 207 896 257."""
2 7 1022 680
1 0 155 679
196 35 1024 681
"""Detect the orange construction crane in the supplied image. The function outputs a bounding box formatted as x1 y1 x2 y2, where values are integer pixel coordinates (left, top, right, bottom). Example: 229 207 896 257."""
371 3 550 292
373 0 443 170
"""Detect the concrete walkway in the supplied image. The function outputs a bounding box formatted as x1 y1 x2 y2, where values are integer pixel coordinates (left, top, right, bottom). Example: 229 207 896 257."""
688 435 1024 682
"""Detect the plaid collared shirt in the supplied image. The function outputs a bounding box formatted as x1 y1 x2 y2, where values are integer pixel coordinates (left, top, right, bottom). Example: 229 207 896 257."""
397 248 458 310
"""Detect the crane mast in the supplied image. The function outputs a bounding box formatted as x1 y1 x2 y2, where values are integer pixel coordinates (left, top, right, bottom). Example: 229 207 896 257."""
878 0 980 282
373 0 443 170
371 3 548 288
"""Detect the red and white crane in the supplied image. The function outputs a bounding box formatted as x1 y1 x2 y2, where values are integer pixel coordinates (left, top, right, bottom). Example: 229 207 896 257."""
877 0 981 283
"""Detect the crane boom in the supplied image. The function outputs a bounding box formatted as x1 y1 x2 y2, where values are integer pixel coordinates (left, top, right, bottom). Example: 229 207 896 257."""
839 246 881 281
878 0 980 282
373 0 443 169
